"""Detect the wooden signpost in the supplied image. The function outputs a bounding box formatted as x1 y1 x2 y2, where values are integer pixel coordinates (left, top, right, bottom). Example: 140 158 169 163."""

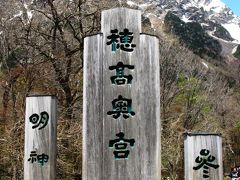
24 95 57 180
184 133 223 180
83 8 161 180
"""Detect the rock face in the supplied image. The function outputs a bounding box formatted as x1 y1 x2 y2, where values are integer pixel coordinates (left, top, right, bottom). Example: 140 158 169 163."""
234 45 240 59
127 0 240 57
164 12 222 58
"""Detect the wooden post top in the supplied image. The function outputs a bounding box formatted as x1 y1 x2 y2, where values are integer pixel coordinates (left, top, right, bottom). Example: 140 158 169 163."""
184 132 222 137
101 8 142 34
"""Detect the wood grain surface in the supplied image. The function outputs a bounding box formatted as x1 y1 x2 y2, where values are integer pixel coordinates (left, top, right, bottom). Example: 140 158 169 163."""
83 8 161 180
184 133 223 180
24 96 57 180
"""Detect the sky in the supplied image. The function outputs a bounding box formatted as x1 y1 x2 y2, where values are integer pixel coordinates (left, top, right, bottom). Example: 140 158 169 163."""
222 0 240 16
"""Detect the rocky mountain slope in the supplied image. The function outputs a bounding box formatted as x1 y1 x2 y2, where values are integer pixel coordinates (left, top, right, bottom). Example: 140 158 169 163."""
127 0 240 58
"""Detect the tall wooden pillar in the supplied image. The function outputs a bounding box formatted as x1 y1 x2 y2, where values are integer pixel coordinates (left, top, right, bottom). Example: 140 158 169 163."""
83 8 161 180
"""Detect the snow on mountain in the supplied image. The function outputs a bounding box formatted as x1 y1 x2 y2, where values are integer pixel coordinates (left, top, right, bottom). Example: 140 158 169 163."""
127 1 137 7
127 0 240 55
24 2 33 21
182 15 192 22
9 1 33 23
232 45 238 54
194 0 226 13
180 0 240 43
222 23 240 43
13 11 23 18
201 61 209 68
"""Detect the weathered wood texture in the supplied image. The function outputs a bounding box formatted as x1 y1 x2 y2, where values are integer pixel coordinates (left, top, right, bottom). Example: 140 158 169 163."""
83 8 160 180
24 96 57 180
83 34 103 180
184 133 223 180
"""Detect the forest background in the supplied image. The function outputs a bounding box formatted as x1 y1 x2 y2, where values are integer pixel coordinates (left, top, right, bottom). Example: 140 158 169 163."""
0 0 240 179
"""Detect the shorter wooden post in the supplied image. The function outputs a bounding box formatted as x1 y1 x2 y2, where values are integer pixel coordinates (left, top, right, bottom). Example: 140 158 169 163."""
24 95 57 180
184 133 223 180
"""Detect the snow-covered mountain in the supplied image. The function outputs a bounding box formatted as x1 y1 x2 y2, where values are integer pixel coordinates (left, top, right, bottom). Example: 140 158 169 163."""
6 0 240 57
127 0 240 56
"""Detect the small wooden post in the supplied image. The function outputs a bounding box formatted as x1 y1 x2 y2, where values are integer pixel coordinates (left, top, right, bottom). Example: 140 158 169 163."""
24 95 57 180
83 8 160 180
184 133 223 180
